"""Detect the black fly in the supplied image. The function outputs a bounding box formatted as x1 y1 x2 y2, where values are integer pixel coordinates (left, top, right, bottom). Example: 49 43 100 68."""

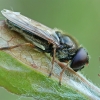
1 9 89 84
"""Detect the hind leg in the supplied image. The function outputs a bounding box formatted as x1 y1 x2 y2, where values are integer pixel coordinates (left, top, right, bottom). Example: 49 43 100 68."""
0 43 35 50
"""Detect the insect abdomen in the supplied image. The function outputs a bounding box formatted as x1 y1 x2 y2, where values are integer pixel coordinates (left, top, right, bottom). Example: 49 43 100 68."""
5 19 52 52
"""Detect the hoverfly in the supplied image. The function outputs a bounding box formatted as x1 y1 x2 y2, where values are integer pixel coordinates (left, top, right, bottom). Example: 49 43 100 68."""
1 9 89 84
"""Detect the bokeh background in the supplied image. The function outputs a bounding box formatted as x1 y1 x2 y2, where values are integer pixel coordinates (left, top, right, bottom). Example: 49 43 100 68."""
0 0 100 100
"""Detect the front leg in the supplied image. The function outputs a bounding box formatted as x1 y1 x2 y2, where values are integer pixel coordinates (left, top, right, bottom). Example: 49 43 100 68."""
54 60 69 85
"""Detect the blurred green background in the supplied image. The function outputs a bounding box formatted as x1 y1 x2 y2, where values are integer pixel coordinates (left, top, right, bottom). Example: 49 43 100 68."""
0 0 100 100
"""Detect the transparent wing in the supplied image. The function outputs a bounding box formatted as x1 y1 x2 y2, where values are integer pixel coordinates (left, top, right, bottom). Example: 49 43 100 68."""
1 9 60 47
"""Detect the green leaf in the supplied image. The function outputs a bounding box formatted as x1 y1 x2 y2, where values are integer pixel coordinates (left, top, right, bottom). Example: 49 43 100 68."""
0 21 89 100
0 51 88 100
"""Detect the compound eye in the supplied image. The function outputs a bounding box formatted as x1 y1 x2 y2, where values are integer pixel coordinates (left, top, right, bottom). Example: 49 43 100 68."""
70 47 89 71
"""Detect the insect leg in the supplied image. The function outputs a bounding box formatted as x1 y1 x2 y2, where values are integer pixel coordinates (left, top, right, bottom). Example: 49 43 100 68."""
55 60 69 85
59 65 67 85
0 43 35 50
49 46 56 77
